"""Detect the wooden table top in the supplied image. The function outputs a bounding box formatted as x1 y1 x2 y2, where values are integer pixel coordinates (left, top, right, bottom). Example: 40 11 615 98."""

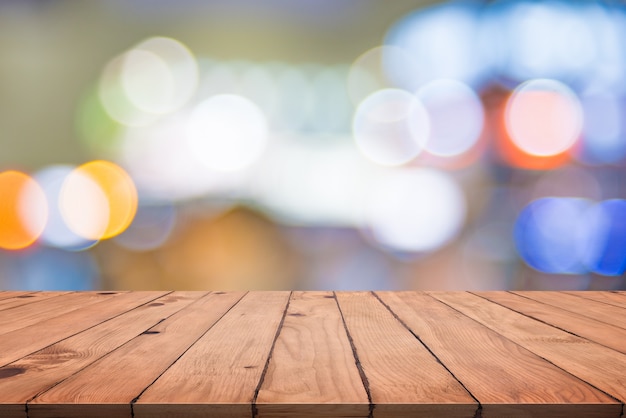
0 291 624 418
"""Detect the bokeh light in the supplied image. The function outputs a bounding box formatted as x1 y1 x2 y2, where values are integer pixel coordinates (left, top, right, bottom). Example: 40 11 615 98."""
584 200 626 276
187 94 269 172
34 165 98 251
516 197 626 277
365 168 466 253
97 37 197 127
416 79 484 158
60 161 138 241
503 79 582 169
98 53 160 127
120 110 249 201
253 140 371 226
493 1 597 83
0 171 47 251
515 197 593 274
121 37 198 115
384 2 488 90
353 89 429 166
3 0 626 291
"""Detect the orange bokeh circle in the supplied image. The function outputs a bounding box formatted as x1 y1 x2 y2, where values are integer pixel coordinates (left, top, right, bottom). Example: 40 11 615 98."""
0 171 48 250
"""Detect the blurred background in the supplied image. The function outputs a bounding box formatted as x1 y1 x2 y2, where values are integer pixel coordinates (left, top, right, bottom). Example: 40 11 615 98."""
1 0 626 291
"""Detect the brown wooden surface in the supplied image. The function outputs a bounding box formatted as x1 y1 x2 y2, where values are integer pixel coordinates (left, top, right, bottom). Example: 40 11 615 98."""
134 291 289 418
0 291 624 418
377 291 620 418
30 291 245 418
335 292 476 418
0 292 66 312
474 291 626 354
432 292 626 406
255 292 369 418
513 291 626 329
563 291 626 309
0 291 30 301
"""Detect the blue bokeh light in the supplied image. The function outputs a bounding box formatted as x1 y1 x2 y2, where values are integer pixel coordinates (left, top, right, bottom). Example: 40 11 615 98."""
586 200 626 276
514 197 593 274
516 197 626 277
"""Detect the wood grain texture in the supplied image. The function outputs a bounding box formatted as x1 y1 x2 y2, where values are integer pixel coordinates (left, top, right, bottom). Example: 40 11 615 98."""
335 292 477 418
513 291 626 329
0 291 624 418
0 292 32 301
256 291 369 418
432 292 626 404
134 291 290 418
480 291 626 354
563 291 626 309
0 292 67 312
0 292 204 418
29 291 245 418
0 291 166 368
0 292 37 306
378 291 620 418
0 292 107 336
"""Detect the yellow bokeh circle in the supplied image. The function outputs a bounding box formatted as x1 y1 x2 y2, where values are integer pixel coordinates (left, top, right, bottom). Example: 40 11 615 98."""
60 161 138 240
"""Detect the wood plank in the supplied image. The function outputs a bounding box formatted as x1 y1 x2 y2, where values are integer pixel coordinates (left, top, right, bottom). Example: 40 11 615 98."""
0 291 206 418
335 291 476 418
563 291 626 309
0 292 68 312
513 291 626 329
256 291 369 418
432 292 626 404
0 291 167 368
134 291 290 418
377 291 620 418
480 291 626 354
0 292 34 302
29 291 247 418
0 292 114 336
0 290 623 416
